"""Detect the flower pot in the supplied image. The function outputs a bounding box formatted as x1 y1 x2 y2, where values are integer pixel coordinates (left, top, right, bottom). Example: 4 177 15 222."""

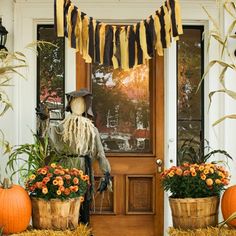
169 196 219 230
31 197 81 230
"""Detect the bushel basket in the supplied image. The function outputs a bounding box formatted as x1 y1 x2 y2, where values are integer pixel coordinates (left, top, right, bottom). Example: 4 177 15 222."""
31 197 81 230
169 196 219 230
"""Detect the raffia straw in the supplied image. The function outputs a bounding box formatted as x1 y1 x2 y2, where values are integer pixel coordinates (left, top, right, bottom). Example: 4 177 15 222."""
168 226 236 236
11 224 91 236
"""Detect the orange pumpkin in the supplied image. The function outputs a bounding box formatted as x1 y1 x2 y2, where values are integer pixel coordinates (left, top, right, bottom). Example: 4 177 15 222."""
221 185 236 227
0 178 32 234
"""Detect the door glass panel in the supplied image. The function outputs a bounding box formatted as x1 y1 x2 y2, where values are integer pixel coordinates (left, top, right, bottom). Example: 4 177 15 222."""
91 64 151 153
177 26 204 164
37 25 65 120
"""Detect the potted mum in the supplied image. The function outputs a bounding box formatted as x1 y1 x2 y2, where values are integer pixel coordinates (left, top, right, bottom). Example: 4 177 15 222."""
25 163 89 230
161 162 230 230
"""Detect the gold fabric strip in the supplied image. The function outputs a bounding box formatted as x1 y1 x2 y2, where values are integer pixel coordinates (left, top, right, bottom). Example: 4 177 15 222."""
153 13 163 56
99 23 106 64
163 5 171 48
75 9 81 52
140 21 151 64
56 0 65 37
175 0 183 35
82 15 92 63
120 26 129 70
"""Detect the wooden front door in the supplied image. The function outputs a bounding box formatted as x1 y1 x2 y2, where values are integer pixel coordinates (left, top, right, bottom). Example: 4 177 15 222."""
76 53 164 236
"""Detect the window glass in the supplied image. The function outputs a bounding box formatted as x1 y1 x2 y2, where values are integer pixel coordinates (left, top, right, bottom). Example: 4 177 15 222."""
37 25 65 120
91 64 151 153
177 26 204 163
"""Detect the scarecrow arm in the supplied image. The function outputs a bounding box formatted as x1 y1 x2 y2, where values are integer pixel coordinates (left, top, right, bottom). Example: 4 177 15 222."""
93 127 112 192
97 172 112 193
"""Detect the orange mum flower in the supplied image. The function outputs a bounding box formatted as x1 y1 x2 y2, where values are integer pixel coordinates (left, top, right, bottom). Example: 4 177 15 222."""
206 178 213 186
64 188 71 195
43 177 50 183
59 186 65 192
42 187 48 194
54 169 61 175
209 168 214 174
80 196 84 202
69 186 74 191
36 182 43 189
30 174 36 180
47 173 53 178
74 186 79 192
50 163 57 168
84 175 89 181
73 177 79 184
183 170 190 176
199 166 204 171
82 175 88 181
58 179 64 186
53 179 58 185
40 169 47 175
64 175 71 180
201 174 206 180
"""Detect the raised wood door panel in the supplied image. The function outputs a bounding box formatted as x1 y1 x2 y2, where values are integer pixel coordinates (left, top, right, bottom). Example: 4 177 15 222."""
76 53 164 236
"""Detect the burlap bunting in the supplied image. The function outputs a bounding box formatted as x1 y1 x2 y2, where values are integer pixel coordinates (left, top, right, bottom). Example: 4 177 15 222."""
54 0 183 70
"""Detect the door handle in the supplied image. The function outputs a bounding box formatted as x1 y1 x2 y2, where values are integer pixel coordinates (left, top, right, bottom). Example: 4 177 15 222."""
156 159 163 173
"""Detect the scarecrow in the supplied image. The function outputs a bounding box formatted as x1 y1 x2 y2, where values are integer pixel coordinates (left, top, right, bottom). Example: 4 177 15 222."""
36 88 112 224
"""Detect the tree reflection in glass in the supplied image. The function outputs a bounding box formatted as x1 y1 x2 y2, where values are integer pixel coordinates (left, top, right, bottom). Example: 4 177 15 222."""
177 27 204 159
37 25 65 120
92 64 151 153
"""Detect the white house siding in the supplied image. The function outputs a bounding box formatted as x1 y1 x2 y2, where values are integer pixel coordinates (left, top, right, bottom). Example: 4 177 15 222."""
0 0 235 235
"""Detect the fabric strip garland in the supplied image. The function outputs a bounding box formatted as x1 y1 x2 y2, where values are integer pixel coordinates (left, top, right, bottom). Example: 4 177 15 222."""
54 0 183 70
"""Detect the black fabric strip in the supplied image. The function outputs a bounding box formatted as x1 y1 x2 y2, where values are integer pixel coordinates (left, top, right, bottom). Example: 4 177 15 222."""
169 0 178 37
135 23 143 65
103 25 114 66
128 25 136 68
81 12 86 20
88 18 94 61
144 19 154 57
149 16 156 55
64 1 70 37
115 27 121 67
157 7 167 49
95 22 101 64
54 0 57 36
71 7 78 49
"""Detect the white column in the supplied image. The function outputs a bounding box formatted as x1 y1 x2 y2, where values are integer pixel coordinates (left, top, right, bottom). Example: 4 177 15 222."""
0 0 14 179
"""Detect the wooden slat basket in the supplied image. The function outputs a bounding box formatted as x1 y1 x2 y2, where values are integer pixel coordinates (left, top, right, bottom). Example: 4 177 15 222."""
169 196 219 230
31 197 81 230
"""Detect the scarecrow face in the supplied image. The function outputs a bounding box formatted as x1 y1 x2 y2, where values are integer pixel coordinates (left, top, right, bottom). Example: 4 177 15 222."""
70 97 86 116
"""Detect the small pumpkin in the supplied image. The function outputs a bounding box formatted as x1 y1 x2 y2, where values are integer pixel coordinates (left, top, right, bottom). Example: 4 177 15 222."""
221 185 236 227
0 178 32 234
